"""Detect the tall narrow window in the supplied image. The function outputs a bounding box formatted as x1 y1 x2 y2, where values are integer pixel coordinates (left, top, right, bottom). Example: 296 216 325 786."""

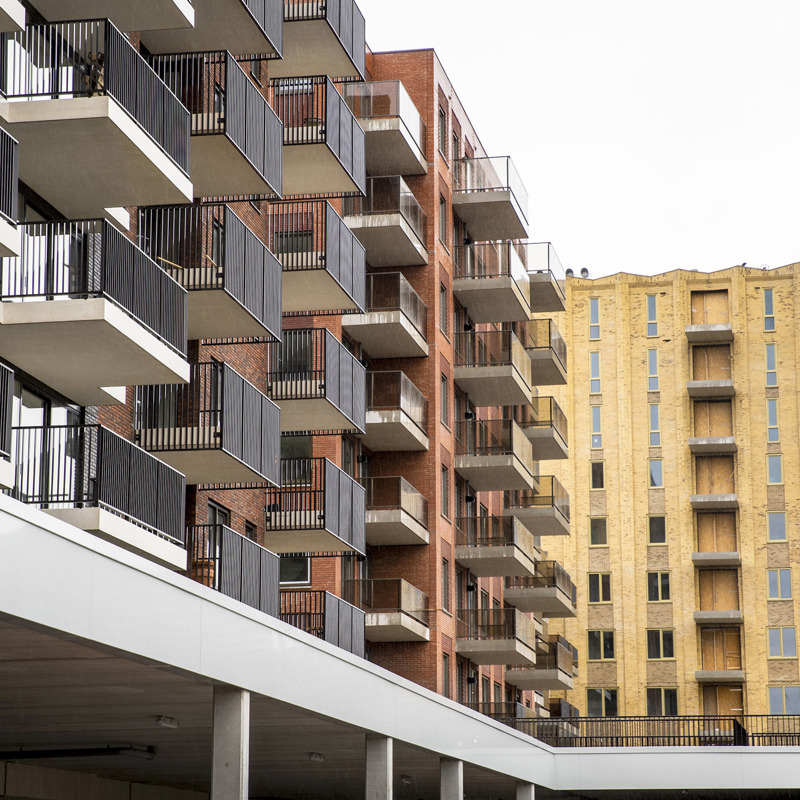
646 294 658 336
649 459 663 487
442 653 450 697
767 454 783 485
764 287 776 332
591 406 602 448
767 398 780 442
439 195 447 245
442 558 451 612
440 374 449 426
589 517 608 546
648 349 659 391
440 284 448 336
768 568 792 600
589 297 600 339
766 343 777 386
590 352 601 394
591 461 605 490
452 132 459 161
438 106 447 156
649 404 661 446
768 511 787 541
647 688 678 717
441 466 450 518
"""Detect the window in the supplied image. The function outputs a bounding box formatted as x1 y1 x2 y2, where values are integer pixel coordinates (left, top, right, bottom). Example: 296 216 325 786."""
768 568 792 600
646 294 657 337
768 627 797 658
279 555 310 585
589 517 608 546
587 688 617 717
647 688 678 717
208 501 230 527
764 287 776 331
440 374 449 426
649 404 661 446
245 521 257 541
648 515 666 545
649 459 663 487
648 349 659 391
591 406 602 449
250 57 262 85
768 454 783 485
647 571 671 602
440 284 448 337
769 686 800 715
647 629 675 659
768 511 787 542
452 132 459 161
766 343 777 386
438 106 447 156
442 558 451 612
587 630 615 661
588 573 611 603
590 352 601 394
439 195 447 245
441 466 450 518
591 461 605 490
442 653 450 698
589 297 600 339
767 398 780 442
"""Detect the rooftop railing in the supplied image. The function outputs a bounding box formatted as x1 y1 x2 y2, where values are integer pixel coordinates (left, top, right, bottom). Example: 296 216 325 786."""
453 156 528 222
0 128 18 224
505 476 570 523
343 578 430 627
342 176 426 245
366 371 427 434
0 363 11 460
517 396 568 445
522 318 567 372
456 608 536 645
280 588 365 657
361 476 428 530
505 561 576 602
364 271 427 340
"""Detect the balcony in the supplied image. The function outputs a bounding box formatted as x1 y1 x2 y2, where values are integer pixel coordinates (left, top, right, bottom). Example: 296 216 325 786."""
150 51 282 198
269 200 365 314
452 242 530 323
693 610 744 625
363 371 428 452
504 562 577 617
138 204 282 340
505 636 577 691
269 76 365 196
454 516 537 578
691 552 742 568
0 20 192 217
452 156 528 241
685 324 734 343
280 589 365 658
695 670 745 684
455 608 536 666
342 272 428 358
187 524 279 617
0 0 24 33
9 424 186 569
140 0 282 57
135 361 280 486
270 0 366 80
524 319 568 386
526 242 566 313
362 476 428 546
504 476 571 537
454 419 536 492
343 81 426 176
0 128 19 257
0 220 188 406
266 329 366 433
0 363 11 489
517 397 568 460
454 331 532 407
265 458 365 555
344 578 430 643
689 436 737 454
343 177 427 266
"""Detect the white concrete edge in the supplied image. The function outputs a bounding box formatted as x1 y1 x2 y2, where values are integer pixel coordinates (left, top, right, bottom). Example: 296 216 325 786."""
0 0 25 32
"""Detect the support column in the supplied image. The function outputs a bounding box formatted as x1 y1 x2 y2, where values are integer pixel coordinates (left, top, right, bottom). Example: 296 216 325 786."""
440 758 463 800
212 686 250 800
516 781 535 800
365 734 393 800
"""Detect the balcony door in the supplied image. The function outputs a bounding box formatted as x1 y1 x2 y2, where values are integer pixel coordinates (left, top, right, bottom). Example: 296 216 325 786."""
703 685 743 717
698 570 739 611
691 290 729 325
692 345 732 381
701 628 742 671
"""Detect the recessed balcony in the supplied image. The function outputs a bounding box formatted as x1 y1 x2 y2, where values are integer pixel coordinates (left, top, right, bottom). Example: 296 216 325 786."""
526 242 566 313
685 324 734 343
0 20 192 217
454 516 537 577
344 579 430 643
455 608 536 666
363 371 428 452
343 81 427 176
362 476 429 546
452 242 530 323
0 220 188 406
269 75 366 196
517 396 569 460
504 562 577 617
269 200 366 314
504 476 571 537
280 589 365 658
150 51 282 198
454 419 536 492
524 319 568 386
0 0 24 33
0 129 19 258
453 331 532 407
343 176 427 266
267 329 366 434
452 156 529 241
0 363 12 489
135 361 280 486
138 204 282 340
265 458 366 555
342 272 428 358
505 635 577 691
9 424 186 569
269 0 365 79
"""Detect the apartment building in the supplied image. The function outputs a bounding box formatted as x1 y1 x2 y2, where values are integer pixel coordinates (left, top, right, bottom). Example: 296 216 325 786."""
548 265 800 719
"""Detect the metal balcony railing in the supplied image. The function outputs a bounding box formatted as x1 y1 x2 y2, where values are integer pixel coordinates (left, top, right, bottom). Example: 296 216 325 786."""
505 476 571 523
149 51 282 195
343 578 430 627
138 203 282 340
453 156 528 221
9 424 185 543
361 476 427 529
1 220 187 355
522 319 567 372
528 635 576 673
342 176 426 245
516 396 568 445
366 371 427 434
280 588 365 657
187 524 279 616
454 330 525 369
454 419 522 457
453 241 529 283
0 363 11 460
526 241 566 278
245 0 285 54
0 129 18 224
456 608 536 645
455 515 527 549
364 272 427 340
505 561 577 603
1 19 190 173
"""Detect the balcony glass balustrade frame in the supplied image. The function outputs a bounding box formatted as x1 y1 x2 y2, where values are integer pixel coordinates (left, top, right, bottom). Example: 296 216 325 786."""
363 369 428 451
361 475 429 546
344 577 431 642
517 395 569 460
523 318 568 386
525 241 566 313
504 475 571 537
454 515 537 578
504 561 577 616
455 607 537 666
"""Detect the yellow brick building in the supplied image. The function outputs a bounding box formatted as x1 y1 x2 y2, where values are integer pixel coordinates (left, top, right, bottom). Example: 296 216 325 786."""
548 265 800 717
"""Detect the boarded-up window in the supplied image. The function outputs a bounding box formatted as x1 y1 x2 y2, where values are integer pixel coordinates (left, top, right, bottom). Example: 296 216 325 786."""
697 512 737 552
699 570 739 610
694 401 733 437
703 684 743 716
692 345 732 381
691 290 730 324
695 456 735 495
701 628 742 670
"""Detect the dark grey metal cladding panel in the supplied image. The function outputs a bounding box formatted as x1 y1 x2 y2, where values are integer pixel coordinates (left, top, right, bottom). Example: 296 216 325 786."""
325 201 342 286
260 547 280 617
323 592 340 648
261 395 280 488
322 459 365 554
350 605 366 658
325 201 366 312
240 535 261 609
221 364 244 462
219 525 244 603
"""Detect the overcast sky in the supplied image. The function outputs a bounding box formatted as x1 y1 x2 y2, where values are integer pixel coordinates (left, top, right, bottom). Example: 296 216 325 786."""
356 0 800 277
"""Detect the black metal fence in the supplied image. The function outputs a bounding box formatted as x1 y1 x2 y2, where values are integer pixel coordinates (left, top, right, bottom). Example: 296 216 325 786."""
138 203 282 341
280 588 365 657
0 128 18 224
10 425 185 543
187 524 279 617
0 363 12 460
1 20 190 172
2 220 187 355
